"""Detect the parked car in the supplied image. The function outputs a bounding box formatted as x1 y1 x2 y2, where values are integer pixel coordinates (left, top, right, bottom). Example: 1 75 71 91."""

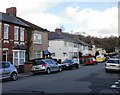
85 57 97 65
52 58 66 70
61 59 79 70
0 61 18 81
31 59 62 74
104 56 110 62
105 58 120 72
96 54 105 62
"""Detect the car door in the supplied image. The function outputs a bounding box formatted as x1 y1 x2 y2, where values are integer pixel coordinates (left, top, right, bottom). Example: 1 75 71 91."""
2 62 11 78
45 59 55 72
0 62 4 79
71 60 75 67
51 60 59 71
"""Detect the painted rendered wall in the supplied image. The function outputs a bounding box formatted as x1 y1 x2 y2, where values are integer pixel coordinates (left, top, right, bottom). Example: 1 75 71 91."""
48 40 83 61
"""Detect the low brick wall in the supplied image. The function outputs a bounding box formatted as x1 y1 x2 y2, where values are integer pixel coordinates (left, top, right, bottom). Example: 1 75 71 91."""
24 64 32 73
16 63 32 73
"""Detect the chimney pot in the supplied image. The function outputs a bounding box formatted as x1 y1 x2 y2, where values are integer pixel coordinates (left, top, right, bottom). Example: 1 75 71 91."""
55 28 62 34
6 7 17 16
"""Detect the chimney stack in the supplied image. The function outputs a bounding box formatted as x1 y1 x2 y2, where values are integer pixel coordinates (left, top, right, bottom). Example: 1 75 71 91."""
6 7 17 16
55 28 62 34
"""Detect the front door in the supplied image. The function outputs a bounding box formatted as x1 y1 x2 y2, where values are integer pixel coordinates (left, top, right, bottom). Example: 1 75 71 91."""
2 51 7 61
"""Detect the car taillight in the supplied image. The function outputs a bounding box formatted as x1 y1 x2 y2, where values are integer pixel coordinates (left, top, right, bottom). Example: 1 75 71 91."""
42 64 46 67
119 65 120 68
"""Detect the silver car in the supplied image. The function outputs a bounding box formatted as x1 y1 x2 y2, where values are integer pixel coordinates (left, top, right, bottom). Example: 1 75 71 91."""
31 59 62 74
105 58 120 72
0 61 18 81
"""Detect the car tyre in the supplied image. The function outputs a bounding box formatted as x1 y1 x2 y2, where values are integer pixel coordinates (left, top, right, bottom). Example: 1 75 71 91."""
76 64 79 69
32 72 38 75
46 68 51 74
10 72 18 81
72 66 76 70
105 69 108 72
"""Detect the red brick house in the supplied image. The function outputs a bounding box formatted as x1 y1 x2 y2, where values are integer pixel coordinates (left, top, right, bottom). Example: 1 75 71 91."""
0 7 49 70
0 7 29 66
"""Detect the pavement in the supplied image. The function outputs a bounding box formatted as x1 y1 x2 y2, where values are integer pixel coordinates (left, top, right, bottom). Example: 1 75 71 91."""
18 72 33 78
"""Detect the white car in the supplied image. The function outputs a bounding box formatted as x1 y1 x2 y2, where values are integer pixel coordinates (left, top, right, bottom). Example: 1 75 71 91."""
105 58 120 72
0 61 18 81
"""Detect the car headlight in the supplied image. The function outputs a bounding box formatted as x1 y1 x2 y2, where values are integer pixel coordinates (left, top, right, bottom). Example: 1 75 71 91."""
66 63 69 66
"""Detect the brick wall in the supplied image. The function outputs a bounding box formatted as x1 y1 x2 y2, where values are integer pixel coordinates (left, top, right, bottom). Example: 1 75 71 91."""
2 22 28 62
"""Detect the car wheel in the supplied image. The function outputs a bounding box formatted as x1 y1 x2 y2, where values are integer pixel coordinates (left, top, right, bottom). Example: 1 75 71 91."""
76 64 79 69
32 72 38 75
72 66 76 70
105 69 108 72
46 68 51 74
11 72 18 81
59 67 62 72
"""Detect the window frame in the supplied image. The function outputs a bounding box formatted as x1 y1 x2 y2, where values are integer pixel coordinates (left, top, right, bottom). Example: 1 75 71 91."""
34 51 42 59
20 27 24 41
3 24 9 40
14 26 19 41
33 33 42 44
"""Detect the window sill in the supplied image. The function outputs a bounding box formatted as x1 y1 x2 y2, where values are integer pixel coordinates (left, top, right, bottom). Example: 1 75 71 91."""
33 42 42 45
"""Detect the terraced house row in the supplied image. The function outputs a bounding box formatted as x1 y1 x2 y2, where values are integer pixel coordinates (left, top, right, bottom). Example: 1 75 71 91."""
0 7 92 69
0 7 49 67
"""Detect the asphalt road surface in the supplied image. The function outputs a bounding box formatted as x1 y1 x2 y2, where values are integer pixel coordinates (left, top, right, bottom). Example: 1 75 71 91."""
2 62 120 94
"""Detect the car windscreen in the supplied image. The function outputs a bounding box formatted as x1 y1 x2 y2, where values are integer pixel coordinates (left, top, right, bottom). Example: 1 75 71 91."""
87 58 91 61
107 60 120 64
33 60 45 65
62 60 71 63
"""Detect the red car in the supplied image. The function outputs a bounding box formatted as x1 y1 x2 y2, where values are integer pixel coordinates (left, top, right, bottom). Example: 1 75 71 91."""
86 57 97 65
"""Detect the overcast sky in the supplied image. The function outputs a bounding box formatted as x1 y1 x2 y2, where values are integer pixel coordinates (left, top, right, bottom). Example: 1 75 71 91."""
0 0 119 38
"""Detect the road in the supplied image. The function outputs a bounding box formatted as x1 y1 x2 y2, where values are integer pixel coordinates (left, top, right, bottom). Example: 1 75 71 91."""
2 62 120 94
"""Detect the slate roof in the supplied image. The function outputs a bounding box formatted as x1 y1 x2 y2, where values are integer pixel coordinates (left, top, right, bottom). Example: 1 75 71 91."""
48 32 72 41
17 17 49 32
48 32 90 46
0 12 28 27
0 11 49 32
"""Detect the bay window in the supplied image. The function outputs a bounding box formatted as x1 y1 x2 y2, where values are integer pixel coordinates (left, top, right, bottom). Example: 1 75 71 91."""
13 50 26 66
20 51 25 65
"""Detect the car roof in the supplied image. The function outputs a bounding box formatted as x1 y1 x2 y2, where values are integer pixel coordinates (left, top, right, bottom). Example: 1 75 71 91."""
108 58 120 60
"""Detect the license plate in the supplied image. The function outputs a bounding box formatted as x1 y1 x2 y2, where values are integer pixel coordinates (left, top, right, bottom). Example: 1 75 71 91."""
35 68 39 69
